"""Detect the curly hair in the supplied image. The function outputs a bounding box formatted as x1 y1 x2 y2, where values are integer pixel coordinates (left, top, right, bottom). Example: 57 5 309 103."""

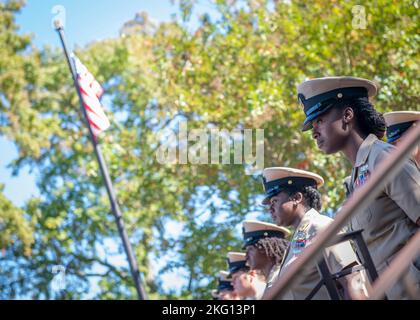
255 237 289 265
335 97 386 139
284 185 322 211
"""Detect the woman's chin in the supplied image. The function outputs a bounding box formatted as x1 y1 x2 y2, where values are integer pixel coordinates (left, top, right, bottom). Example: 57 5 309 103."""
317 143 327 153
320 145 334 155
276 218 286 227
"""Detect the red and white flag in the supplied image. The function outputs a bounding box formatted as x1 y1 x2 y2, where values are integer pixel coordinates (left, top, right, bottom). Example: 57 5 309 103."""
72 54 110 137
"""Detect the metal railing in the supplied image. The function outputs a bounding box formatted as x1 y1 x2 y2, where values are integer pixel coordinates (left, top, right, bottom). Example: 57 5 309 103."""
262 122 420 300
368 231 420 300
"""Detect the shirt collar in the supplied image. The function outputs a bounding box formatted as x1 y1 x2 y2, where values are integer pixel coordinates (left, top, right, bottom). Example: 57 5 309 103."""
303 208 319 219
354 134 378 167
294 208 319 235
415 161 420 171
267 264 281 281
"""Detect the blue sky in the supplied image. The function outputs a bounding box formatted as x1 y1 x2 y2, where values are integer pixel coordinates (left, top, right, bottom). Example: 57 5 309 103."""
0 137 39 206
2 0 181 205
15 0 213 48
2 0 219 205
1 0 221 298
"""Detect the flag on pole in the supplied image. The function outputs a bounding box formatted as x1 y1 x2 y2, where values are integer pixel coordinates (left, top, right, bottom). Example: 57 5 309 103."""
72 54 110 137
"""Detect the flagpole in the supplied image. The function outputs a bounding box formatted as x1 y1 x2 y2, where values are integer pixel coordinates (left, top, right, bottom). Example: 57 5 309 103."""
54 20 148 300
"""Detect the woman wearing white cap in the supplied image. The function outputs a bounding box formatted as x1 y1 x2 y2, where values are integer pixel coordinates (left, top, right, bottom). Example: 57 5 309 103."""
298 76 420 299
242 220 290 294
261 167 362 300
227 252 266 300
216 271 240 300
384 111 420 169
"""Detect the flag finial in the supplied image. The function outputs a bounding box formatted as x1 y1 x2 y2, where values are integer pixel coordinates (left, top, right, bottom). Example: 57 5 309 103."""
53 19 63 30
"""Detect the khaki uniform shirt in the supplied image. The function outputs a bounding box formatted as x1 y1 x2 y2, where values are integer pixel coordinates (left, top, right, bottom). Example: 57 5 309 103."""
348 134 420 299
265 264 281 290
277 208 358 300
414 155 420 171
245 279 266 300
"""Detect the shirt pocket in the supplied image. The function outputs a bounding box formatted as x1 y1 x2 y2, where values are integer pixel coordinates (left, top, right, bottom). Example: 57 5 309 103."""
354 206 373 229
384 256 420 299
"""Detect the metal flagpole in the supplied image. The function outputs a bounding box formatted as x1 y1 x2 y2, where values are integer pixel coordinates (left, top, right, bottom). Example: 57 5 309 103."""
54 20 148 300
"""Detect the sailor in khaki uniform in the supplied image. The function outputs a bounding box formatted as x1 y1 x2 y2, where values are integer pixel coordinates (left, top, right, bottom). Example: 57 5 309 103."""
348 134 420 299
242 220 290 291
227 252 249 277
210 289 219 300
384 111 420 169
227 252 265 300
262 167 360 299
298 76 420 299
217 270 239 300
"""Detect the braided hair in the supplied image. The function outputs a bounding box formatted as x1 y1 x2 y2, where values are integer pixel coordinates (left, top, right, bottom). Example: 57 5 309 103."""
284 185 322 211
335 97 386 139
255 237 289 265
